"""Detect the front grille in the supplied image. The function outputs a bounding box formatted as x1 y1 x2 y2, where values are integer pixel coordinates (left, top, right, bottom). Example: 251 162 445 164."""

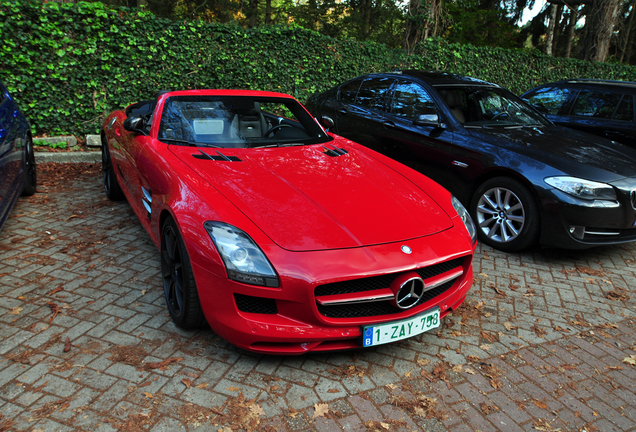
315 257 465 319
235 294 278 314
315 258 463 297
317 280 455 318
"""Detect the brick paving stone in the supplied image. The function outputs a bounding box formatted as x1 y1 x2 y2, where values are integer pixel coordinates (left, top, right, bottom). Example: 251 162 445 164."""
3 163 636 431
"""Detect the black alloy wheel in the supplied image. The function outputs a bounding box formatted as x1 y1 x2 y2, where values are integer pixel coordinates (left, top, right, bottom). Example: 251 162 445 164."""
161 217 205 329
471 177 540 252
101 134 125 200
22 136 36 196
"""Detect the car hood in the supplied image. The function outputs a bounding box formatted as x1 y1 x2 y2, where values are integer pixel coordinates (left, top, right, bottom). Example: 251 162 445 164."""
172 143 453 251
467 126 636 181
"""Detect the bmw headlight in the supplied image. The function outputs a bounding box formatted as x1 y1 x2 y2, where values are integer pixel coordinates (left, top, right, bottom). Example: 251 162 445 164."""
451 196 477 244
544 176 616 201
204 221 279 287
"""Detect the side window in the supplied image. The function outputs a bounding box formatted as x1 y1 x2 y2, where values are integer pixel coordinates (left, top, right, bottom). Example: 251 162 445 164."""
356 77 393 111
524 86 574 115
571 90 622 119
390 81 436 119
613 95 634 122
339 80 362 104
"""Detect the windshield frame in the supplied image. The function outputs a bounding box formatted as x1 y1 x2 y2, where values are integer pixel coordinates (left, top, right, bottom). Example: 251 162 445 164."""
156 95 332 148
435 85 551 128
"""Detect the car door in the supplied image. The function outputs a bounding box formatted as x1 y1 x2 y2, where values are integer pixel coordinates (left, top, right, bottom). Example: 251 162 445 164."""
377 80 469 197
522 85 577 124
562 89 636 147
0 87 22 211
332 76 396 153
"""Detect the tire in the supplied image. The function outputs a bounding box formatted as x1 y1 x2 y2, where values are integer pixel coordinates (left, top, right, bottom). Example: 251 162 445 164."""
101 134 125 200
161 217 205 329
470 177 540 252
22 135 36 196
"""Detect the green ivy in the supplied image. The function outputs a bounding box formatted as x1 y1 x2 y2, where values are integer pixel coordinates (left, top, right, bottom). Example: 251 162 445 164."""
1 1 635 136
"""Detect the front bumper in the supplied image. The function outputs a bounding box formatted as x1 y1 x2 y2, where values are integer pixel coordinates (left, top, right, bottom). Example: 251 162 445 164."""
539 184 636 249
191 229 475 354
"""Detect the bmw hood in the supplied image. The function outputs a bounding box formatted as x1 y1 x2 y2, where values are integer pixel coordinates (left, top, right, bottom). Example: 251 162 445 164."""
468 126 636 181
173 143 453 252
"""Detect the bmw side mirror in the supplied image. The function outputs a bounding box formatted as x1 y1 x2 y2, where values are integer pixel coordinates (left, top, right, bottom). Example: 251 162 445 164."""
414 113 440 127
320 116 335 131
123 116 146 134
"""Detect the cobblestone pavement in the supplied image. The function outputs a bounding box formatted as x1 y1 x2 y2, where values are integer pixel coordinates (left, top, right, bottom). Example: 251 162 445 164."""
2 163 636 432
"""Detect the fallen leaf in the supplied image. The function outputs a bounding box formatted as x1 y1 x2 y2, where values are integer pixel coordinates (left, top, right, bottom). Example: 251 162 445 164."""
313 403 329 419
226 386 241 392
404 371 411 378
195 383 209 389
146 357 184 369
63 337 71 352
47 302 59 323
504 322 513 331
250 404 265 416
49 287 64 295
380 422 390 430
533 400 548 409
480 344 492 351
465 367 476 375
417 359 431 367
182 378 191 389
623 355 636 365
452 364 463 373
474 301 485 309
144 392 153 398
9 307 23 315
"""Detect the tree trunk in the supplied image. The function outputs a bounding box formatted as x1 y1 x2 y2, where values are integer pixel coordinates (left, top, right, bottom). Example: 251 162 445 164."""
564 8 578 58
248 0 258 27
545 4 558 55
265 0 272 24
620 0 636 62
552 4 564 54
579 0 621 62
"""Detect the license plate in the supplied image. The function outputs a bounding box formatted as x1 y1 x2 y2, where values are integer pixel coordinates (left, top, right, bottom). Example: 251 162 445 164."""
362 308 441 347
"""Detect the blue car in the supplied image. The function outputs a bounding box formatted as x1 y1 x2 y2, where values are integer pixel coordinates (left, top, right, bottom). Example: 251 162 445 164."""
0 81 36 230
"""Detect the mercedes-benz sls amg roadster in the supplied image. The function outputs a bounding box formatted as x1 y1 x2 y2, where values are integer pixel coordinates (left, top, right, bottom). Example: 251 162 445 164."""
101 89 476 354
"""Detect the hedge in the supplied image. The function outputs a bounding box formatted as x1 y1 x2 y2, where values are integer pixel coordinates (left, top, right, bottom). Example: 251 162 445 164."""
2 0 636 137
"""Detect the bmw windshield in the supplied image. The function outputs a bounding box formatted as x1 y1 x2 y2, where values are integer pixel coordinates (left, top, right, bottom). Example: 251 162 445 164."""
437 86 550 128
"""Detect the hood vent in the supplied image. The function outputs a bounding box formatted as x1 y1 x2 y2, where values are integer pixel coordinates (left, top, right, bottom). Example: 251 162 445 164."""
194 150 241 162
322 145 348 157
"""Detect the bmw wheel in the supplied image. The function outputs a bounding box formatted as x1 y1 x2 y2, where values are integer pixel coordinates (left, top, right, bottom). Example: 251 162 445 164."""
101 134 125 200
22 136 36 196
471 177 539 252
161 217 205 329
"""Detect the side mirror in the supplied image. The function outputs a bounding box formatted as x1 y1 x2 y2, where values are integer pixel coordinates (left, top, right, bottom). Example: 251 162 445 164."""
123 116 146 134
320 116 335 130
413 113 440 127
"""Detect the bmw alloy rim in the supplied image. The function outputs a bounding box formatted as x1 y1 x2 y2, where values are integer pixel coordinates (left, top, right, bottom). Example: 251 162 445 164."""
476 187 525 243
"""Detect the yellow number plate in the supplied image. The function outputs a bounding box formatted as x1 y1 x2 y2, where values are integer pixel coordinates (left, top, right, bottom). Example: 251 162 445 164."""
362 308 441 347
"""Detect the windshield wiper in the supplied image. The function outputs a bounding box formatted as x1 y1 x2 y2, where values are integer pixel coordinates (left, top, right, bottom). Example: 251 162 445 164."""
249 142 306 148
160 138 221 148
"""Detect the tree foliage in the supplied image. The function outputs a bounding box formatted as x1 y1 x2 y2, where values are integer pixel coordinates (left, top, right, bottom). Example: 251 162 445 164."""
2 1 635 138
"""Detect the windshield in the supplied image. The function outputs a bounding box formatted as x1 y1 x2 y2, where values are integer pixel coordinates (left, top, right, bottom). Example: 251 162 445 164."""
437 86 549 128
158 95 332 148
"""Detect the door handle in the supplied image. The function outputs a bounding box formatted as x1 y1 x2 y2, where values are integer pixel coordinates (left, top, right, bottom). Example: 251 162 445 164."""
383 121 396 129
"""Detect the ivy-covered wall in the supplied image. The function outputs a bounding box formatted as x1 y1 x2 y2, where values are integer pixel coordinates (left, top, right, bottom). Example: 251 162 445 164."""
2 0 636 137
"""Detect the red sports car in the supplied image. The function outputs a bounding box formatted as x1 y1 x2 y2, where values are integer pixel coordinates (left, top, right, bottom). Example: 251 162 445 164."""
101 90 476 354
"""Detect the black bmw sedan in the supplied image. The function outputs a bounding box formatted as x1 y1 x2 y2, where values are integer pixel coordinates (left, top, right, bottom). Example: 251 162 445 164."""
306 71 636 252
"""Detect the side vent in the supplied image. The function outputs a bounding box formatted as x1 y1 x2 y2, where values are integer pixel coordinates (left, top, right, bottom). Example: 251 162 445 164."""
141 186 152 220
322 145 348 157
194 150 241 162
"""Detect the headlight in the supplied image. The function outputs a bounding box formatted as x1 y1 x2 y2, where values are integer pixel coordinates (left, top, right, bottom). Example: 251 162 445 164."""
544 176 616 201
451 196 477 244
204 221 279 287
